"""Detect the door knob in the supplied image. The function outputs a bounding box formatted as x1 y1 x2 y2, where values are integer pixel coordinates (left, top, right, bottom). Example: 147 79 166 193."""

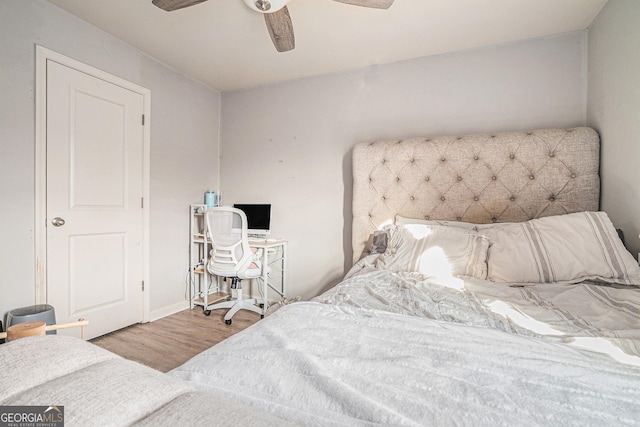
51 217 66 227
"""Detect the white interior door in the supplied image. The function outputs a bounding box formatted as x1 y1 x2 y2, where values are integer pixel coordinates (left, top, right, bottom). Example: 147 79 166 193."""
46 60 145 339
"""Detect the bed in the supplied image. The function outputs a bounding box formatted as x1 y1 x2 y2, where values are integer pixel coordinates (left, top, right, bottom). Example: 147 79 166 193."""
3 127 640 426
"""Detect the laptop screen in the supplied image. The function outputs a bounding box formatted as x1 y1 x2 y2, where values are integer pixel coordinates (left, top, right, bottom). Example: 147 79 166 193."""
233 204 271 235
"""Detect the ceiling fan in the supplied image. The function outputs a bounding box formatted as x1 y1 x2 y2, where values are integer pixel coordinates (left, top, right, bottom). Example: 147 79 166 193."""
151 0 394 53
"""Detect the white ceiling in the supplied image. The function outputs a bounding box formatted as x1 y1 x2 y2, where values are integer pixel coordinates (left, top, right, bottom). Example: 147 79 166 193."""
47 0 607 92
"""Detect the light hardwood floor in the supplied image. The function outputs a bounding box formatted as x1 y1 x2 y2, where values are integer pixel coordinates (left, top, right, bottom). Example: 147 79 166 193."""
90 308 261 372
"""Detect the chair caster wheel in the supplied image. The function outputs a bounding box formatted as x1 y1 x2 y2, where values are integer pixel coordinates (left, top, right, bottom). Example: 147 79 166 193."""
225 319 232 325
259 303 264 308
203 310 211 316
261 315 264 319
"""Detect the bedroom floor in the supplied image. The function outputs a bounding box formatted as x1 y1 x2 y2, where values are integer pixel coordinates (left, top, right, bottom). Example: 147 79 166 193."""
90 308 261 372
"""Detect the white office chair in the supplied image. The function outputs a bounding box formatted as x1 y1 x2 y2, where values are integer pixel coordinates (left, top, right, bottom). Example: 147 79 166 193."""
203 207 267 325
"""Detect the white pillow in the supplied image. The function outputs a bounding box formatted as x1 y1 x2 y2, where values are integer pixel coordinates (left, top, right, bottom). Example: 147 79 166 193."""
478 211 640 285
378 224 489 279
395 214 478 230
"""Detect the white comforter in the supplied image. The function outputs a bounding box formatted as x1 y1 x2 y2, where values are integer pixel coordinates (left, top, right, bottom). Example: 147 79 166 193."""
318 266 640 363
171 298 640 425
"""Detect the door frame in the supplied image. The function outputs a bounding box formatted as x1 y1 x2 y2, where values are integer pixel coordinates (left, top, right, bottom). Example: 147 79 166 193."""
35 45 151 323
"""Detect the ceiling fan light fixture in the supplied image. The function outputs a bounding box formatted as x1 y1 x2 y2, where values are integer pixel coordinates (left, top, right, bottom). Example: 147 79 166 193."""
243 0 290 13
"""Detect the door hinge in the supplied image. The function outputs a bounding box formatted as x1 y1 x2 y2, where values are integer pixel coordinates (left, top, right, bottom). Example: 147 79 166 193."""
141 280 145 291
141 197 144 209
142 114 145 126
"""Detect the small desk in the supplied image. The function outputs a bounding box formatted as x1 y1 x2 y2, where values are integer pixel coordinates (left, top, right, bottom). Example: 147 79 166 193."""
189 204 287 316
248 239 287 314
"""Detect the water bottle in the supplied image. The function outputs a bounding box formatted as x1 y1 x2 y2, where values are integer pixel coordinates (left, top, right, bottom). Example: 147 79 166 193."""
205 190 220 208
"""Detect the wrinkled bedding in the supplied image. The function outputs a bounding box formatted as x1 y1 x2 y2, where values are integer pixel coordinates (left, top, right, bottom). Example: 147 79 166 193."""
319 261 640 362
171 301 640 426
316 267 538 336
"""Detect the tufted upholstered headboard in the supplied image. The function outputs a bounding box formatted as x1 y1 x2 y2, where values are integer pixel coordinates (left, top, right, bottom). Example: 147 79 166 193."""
352 127 600 262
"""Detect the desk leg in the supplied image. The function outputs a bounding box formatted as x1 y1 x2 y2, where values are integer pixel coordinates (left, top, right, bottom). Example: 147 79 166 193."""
261 247 268 317
281 242 287 298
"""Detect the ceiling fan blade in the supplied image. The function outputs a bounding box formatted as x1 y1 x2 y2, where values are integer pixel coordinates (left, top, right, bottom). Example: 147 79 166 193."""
332 0 394 9
264 6 295 52
152 0 208 12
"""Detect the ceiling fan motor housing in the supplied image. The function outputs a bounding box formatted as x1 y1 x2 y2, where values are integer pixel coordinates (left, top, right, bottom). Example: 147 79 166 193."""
256 0 271 11
243 0 290 13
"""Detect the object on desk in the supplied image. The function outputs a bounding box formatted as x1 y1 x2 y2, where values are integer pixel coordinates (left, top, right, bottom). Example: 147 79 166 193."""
205 190 220 208
0 319 89 342
233 203 271 238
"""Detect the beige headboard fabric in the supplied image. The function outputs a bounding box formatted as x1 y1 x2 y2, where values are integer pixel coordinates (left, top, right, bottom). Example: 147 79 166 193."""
352 127 600 262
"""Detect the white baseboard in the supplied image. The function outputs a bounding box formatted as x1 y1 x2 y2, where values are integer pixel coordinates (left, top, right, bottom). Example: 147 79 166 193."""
149 301 190 322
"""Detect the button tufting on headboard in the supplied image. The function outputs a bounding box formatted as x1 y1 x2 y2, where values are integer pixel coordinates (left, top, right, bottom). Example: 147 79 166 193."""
351 127 600 262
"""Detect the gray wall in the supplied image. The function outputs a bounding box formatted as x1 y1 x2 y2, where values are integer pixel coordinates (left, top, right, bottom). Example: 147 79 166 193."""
221 32 588 299
588 0 640 258
0 0 221 321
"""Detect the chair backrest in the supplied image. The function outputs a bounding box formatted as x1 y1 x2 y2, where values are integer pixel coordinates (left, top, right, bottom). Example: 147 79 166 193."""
204 207 254 278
